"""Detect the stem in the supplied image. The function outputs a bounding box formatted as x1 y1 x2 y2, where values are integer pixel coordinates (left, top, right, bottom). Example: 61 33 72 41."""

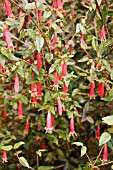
94 145 104 165
86 152 92 165
74 65 90 74
37 155 39 170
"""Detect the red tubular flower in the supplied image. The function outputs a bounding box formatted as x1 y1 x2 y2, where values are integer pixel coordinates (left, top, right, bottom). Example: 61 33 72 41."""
4 0 14 18
53 71 59 89
89 81 95 98
24 119 30 135
50 32 57 49
100 25 106 41
14 74 19 93
18 101 23 119
69 117 77 136
96 125 100 139
30 83 37 97
97 63 102 70
37 10 42 22
62 84 68 93
2 150 8 163
4 25 14 52
26 16 31 25
17 165 21 170
102 145 108 162
98 83 104 98
31 96 38 106
37 53 42 70
37 124 41 131
57 97 62 116
4 109 7 120
60 61 67 79
80 33 84 48
52 0 57 8
57 0 63 12
0 64 2 73
45 111 54 133
37 82 43 97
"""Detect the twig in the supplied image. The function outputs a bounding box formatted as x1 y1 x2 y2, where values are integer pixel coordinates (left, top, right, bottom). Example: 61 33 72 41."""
94 145 104 165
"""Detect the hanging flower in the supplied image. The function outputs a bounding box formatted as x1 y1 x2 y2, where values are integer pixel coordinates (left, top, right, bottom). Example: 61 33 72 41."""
18 101 23 119
14 74 19 93
37 82 43 97
89 81 95 98
37 124 41 131
37 53 42 70
57 0 63 12
45 111 54 133
52 0 57 8
24 119 30 135
30 83 37 97
37 10 42 22
2 150 8 163
49 32 57 50
4 109 7 120
100 25 106 41
97 63 102 70
60 61 67 79
31 96 38 106
4 25 15 52
98 83 104 98
96 125 100 139
69 117 77 136
0 64 2 73
80 33 84 48
53 71 59 89
4 0 14 18
57 97 62 116
102 145 108 162
62 84 68 93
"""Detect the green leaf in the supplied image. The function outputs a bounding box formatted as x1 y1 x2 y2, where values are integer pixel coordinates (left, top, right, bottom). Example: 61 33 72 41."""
81 146 87 156
1 145 13 151
99 132 111 146
83 101 89 117
49 106 55 115
103 38 112 48
21 96 28 104
92 36 98 51
43 11 51 19
19 156 29 168
0 54 6 66
76 23 87 34
31 65 39 75
45 53 53 62
72 142 83 146
110 70 113 80
27 28 35 40
14 141 25 149
72 89 79 96
83 162 90 170
1 48 19 61
101 96 113 102
102 115 113 125
53 138 58 145
44 91 51 103
35 36 44 53
39 166 54 170
52 22 63 33
78 57 89 62
17 66 24 78
6 18 19 26
25 1 44 10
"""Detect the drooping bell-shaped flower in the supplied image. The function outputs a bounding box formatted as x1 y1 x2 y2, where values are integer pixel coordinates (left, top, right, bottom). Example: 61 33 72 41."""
37 53 42 70
30 83 37 97
4 0 14 18
98 83 104 98
31 96 38 106
2 150 8 163
102 145 108 162
14 74 19 93
69 117 77 136
96 125 100 139
45 111 54 133
57 97 62 116
4 25 14 52
50 32 57 50
52 0 57 8
100 25 106 41
18 101 23 119
80 33 84 48
17 164 21 170
8 84 12 90
53 71 59 89
0 64 2 73
37 82 43 97
60 61 67 79
57 0 63 12
37 10 42 22
37 124 41 131
62 83 68 93
24 119 30 135
4 109 7 120
89 81 95 98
